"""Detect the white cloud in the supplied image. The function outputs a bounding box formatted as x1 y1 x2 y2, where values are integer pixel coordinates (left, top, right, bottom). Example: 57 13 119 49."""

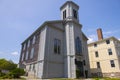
103 30 119 38
11 51 19 56
87 34 97 43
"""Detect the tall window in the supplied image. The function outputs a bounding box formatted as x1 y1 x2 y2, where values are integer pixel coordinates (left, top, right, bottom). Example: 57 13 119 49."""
97 62 100 68
29 64 32 71
27 40 30 48
32 36 36 44
106 40 110 44
95 51 99 57
30 48 34 59
63 10 66 19
108 49 112 55
75 37 82 55
23 43 26 50
110 60 115 67
33 64 35 71
54 39 61 54
21 52 24 61
73 9 77 19
83 60 86 66
25 51 29 60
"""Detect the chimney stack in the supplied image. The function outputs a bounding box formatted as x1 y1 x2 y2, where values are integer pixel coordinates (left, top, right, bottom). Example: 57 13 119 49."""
97 28 103 40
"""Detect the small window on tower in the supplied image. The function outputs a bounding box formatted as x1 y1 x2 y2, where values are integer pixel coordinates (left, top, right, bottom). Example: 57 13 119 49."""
73 9 77 19
63 10 66 19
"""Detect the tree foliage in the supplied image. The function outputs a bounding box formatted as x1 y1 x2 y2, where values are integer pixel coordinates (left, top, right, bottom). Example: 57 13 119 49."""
0 59 17 71
9 68 25 78
0 59 25 79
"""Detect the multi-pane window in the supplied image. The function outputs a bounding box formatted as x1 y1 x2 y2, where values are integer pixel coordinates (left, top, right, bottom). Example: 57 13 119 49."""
108 49 112 55
110 60 115 67
25 51 29 60
27 40 30 48
94 43 97 47
97 62 100 68
21 52 24 61
106 40 110 44
95 51 99 57
33 64 35 71
29 64 32 71
30 48 34 59
83 60 86 66
23 43 26 50
75 37 82 55
63 10 66 19
54 39 61 54
32 36 36 44
73 9 77 19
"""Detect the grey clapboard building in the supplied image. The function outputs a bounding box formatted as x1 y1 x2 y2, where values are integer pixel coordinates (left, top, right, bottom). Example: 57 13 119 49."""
19 1 90 79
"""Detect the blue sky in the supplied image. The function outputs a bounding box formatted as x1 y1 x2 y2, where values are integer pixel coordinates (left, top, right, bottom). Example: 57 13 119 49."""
0 0 120 63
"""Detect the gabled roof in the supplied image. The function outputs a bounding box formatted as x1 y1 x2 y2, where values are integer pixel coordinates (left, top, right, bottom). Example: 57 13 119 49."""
82 32 88 40
60 1 79 10
22 19 84 44
21 20 63 44
88 36 120 46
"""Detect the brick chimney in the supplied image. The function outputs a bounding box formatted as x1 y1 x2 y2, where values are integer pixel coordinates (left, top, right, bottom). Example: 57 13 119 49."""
97 28 103 40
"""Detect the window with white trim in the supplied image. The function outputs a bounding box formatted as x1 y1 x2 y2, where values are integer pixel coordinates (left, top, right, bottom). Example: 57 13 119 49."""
75 37 82 55
54 39 61 54
27 40 30 48
110 60 115 67
23 43 26 50
21 52 24 61
97 62 100 68
63 10 66 19
30 48 34 59
32 36 36 44
25 51 29 60
108 48 112 55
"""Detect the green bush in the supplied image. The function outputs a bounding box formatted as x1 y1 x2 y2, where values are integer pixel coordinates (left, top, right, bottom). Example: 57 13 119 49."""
76 69 80 78
9 68 25 78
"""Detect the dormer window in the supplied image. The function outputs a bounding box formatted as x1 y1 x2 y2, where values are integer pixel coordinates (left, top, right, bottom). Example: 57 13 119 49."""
63 10 66 19
73 9 77 19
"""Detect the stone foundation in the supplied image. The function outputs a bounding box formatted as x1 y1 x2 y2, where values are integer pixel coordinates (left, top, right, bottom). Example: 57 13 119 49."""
103 72 120 78
91 72 120 78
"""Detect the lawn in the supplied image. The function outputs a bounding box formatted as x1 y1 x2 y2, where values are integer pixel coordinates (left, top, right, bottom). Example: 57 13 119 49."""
51 78 120 80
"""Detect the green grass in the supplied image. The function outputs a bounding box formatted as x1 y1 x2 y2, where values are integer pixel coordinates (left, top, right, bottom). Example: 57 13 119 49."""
51 78 120 80
93 77 120 80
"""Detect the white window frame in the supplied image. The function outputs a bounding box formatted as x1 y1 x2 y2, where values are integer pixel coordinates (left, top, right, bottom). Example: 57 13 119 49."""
30 48 34 59
32 36 36 44
27 40 30 48
23 43 26 50
21 52 24 61
25 51 29 60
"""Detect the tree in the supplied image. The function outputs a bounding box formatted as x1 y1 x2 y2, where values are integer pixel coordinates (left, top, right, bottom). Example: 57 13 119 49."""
0 59 17 71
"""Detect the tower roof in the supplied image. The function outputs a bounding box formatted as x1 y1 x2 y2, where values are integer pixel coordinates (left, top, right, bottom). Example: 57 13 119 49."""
60 1 79 10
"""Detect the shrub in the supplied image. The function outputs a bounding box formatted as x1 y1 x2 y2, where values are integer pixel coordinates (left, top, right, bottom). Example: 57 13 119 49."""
9 68 25 78
76 69 80 78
